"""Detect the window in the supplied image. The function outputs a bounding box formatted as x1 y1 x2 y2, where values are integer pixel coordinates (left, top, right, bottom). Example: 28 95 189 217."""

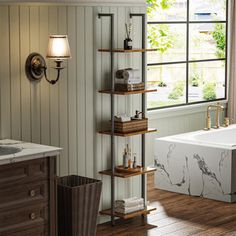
147 0 228 110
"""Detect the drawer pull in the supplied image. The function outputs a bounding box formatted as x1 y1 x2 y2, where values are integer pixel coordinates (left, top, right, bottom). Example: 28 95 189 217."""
30 213 36 220
29 190 36 197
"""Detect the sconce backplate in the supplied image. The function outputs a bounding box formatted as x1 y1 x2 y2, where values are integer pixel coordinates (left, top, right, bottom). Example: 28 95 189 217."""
25 53 46 81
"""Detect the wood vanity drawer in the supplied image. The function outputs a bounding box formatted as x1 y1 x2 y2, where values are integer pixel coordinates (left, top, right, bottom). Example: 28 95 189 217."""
0 204 48 234
0 181 48 210
3 225 48 236
0 158 48 187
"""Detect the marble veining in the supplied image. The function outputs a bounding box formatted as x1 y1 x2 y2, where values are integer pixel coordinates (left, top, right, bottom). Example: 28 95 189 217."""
193 154 224 196
154 132 236 202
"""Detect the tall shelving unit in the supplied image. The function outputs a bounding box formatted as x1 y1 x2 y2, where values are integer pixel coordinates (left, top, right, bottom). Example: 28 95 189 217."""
98 13 157 226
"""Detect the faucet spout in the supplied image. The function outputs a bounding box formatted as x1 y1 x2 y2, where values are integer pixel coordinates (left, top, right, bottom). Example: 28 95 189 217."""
204 103 224 131
213 103 224 129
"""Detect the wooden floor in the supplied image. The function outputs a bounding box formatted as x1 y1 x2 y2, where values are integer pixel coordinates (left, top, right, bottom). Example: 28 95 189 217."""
97 173 236 236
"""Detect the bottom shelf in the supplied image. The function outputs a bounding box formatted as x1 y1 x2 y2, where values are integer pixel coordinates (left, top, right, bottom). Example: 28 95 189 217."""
100 206 156 220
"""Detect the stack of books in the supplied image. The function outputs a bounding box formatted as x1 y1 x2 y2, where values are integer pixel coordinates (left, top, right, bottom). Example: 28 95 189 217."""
115 68 144 91
115 197 144 214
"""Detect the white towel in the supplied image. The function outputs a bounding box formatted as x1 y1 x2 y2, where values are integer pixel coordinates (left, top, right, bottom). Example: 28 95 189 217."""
115 198 144 208
115 204 144 214
116 69 140 80
115 77 142 85
115 197 143 204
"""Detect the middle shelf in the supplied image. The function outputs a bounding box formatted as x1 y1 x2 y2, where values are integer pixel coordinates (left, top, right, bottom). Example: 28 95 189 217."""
99 166 156 178
98 128 157 137
98 89 157 95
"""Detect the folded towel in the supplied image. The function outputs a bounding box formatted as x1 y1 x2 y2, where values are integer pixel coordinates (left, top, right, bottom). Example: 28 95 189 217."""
116 69 140 80
116 197 143 203
115 198 144 208
115 204 144 214
115 77 142 85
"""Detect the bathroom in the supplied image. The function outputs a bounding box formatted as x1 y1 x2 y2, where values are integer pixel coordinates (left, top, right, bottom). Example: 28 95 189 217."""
0 0 235 235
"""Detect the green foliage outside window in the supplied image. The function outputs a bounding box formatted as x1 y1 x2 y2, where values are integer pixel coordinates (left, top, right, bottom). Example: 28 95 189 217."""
212 23 226 58
147 0 175 15
148 25 174 53
168 81 185 100
203 82 217 100
147 0 176 53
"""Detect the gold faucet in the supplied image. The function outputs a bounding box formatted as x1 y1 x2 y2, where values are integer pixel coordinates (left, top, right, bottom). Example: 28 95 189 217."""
204 103 224 131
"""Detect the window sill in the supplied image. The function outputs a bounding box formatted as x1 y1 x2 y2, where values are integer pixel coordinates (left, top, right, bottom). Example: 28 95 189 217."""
147 100 228 120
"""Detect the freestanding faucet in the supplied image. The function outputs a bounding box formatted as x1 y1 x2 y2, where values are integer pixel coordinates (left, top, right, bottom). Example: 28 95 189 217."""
204 103 224 131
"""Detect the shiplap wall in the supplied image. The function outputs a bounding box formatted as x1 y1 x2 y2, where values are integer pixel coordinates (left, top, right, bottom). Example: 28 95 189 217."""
0 3 146 223
0 2 224 223
0 4 96 178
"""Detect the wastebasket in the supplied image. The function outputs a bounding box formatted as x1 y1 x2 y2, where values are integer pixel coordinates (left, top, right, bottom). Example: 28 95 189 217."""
57 175 102 236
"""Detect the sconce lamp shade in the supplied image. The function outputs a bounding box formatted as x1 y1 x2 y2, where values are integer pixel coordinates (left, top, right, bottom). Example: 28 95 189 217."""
46 35 71 60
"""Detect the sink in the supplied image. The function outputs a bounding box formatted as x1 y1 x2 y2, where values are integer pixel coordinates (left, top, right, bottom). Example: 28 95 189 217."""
0 146 22 156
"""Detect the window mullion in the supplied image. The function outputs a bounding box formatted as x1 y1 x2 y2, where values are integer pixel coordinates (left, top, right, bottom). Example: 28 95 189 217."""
186 0 190 104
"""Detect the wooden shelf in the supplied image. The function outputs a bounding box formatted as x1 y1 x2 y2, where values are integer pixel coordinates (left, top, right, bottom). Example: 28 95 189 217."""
99 167 156 178
100 206 156 220
98 89 157 95
98 48 157 53
98 128 157 137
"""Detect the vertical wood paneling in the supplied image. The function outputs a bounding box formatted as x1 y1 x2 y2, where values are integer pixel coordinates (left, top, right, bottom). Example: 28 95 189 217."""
116 6 127 201
10 6 21 140
20 6 31 142
94 6 102 180
100 6 112 211
30 6 41 143
67 6 77 174
94 7 104 209
131 6 142 198
76 6 86 176
109 5 119 202
85 6 94 178
39 6 50 145
0 6 11 139
58 6 69 176
48 6 60 173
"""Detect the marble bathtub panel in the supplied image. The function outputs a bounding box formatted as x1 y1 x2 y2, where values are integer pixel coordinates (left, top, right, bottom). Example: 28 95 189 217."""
154 140 233 202
231 150 236 193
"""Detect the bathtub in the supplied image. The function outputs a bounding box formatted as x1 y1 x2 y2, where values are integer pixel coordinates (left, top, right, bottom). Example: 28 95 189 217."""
172 124 236 149
154 125 236 202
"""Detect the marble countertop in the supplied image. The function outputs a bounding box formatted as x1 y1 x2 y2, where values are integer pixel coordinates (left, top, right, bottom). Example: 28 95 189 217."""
0 139 62 165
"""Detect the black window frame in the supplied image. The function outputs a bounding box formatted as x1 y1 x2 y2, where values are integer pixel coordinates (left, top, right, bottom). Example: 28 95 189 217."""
147 0 228 111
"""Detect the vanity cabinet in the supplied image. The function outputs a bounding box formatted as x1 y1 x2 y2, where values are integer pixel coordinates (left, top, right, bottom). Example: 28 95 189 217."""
0 156 57 236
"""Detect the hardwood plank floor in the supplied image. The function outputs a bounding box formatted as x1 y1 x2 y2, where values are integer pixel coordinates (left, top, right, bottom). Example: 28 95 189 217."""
97 173 236 236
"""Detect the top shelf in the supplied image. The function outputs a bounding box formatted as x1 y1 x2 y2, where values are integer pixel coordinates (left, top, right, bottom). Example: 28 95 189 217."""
98 89 157 95
98 48 157 53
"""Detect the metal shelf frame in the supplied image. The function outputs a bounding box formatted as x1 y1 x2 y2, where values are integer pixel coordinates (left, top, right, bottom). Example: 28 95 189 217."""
98 13 148 226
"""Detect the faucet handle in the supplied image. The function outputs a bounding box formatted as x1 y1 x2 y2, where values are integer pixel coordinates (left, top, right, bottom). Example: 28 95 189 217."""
204 116 211 131
223 117 233 127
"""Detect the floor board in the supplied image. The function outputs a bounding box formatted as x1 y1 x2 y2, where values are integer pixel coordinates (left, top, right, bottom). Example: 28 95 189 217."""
97 173 236 236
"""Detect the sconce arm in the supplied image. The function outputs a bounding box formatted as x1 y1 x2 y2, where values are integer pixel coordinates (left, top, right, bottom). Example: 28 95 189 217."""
43 66 63 85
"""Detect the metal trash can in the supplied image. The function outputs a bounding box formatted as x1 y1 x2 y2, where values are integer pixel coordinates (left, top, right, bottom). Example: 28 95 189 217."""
57 175 102 236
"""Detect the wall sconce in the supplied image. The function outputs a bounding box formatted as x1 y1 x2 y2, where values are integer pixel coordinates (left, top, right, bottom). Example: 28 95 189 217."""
25 35 71 85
